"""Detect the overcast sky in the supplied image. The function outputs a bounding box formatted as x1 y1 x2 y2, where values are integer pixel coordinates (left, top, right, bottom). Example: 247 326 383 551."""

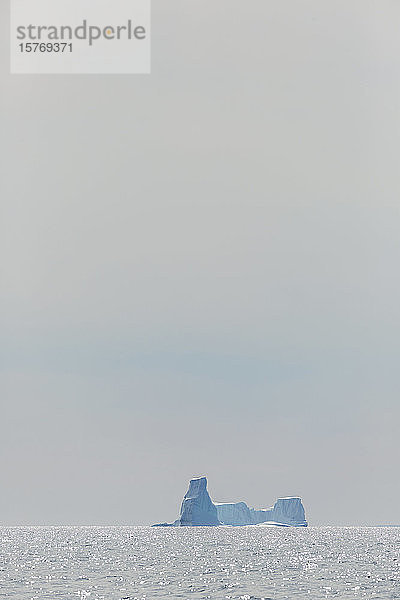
1 0 400 526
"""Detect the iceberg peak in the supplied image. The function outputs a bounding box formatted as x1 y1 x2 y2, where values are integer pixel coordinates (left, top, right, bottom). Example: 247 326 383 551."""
179 477 220 526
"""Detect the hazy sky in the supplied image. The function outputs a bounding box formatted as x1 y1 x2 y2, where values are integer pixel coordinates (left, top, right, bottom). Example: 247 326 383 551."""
1 0 400 526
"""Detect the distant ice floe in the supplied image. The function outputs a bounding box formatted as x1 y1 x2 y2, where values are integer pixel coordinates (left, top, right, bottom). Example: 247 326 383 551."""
152 477 307 527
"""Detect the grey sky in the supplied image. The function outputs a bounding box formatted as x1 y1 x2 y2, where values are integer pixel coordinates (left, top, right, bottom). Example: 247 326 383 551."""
1 0 400 526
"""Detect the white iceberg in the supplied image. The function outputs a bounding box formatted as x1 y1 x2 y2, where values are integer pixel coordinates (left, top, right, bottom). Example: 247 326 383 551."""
214 501 252 526
218 496 307 527
152 477 307 527
179 477 220 526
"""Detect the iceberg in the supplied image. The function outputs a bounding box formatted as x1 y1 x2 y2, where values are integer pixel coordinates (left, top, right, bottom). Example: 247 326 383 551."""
152 476 308 527
247 497 307 527
214 501 252 526
179 477 220 526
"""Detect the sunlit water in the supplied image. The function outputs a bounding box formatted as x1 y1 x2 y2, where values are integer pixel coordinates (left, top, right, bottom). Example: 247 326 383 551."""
0 527 399 599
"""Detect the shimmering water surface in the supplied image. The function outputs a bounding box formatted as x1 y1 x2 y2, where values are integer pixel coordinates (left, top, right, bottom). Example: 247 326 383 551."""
0 527 399 599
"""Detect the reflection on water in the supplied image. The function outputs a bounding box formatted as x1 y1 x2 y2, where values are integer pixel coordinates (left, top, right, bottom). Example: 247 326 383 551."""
0 526 399 599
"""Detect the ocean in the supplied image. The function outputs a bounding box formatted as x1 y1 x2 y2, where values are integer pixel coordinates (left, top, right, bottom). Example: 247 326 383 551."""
0 526 399 599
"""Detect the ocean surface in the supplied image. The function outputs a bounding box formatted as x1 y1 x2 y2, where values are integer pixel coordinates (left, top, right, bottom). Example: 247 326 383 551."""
0 526 399 599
